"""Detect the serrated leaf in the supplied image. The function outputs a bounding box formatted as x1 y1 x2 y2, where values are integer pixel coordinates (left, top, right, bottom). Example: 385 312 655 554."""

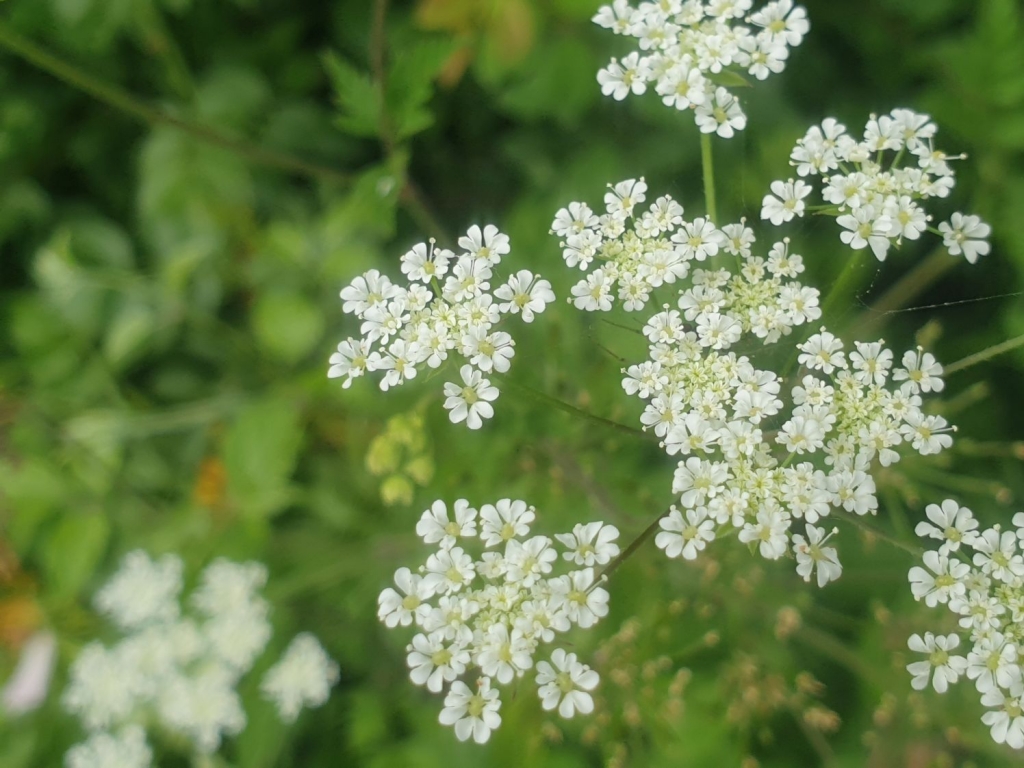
323 52 381 138
223 397 303 520
387 38 457 140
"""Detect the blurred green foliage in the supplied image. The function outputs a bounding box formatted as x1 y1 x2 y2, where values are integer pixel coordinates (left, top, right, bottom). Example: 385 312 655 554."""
0 0 1023 766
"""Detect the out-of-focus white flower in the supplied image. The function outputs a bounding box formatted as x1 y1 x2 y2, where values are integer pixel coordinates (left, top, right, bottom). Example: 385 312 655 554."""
261 633 339 723
2 631 57 715
65 725 152 768
94 551 182 631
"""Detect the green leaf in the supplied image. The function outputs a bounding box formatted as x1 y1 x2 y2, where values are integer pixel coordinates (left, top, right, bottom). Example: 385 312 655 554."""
386 38 457 140
323 52 381 138
709 70 752 88
104 300 157 369
251 290 324 365
223 397 304 520
40 512 110 601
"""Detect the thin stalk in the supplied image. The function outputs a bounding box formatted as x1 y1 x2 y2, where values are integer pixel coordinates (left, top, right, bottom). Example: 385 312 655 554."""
0 20 350 184
700 132 718 223
819 248 866 321
834 512 923 557
501 378 653 441
852 247 957 337
592 506 674 588
944 332 1024 375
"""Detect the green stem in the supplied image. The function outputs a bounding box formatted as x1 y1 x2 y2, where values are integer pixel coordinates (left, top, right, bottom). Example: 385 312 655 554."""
834 513 923 557
501 378 653 441
820 248 867 321
0 19 350 184
944 332 1024 375
700 133 718 224
592 505 674 588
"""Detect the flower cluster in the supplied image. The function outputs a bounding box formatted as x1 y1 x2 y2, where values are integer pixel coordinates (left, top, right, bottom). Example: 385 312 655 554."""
762 108 991 263
551 178 819 323
640 329 952 586
907 499 1024 749
378 499 618 743
594 0 809 137
329 226 555 430
61 551 338 767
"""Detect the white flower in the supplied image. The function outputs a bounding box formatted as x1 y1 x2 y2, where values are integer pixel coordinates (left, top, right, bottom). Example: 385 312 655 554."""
191 559 268 618
914 499 979 554
504 536 558 586
406 631 470 693
340 269 398 316
417 499 479 548
655 506 716 560
555 522 621 566
156 665 246 753
94 551 183 632
480 499 536 547
738 506 790 560
906 632 967 693
423 547 476 595
551 568 609 629
401 241 452 282
893 347 944 394
597 53 650 100
536 649 599 718
459 224 510 265
443 366 499 430
981 684 1024 748
972 528 1024 583
798 330 846 374
908 551 969 607
439 678 502 744
65 726 152 768
328 338 372 388
792 525 842 587
750 0 810 46
761 179 812 225
477 624 535 683
571 269 615 311
837 205 893 260
966 634 1019 694
695 87 747 138
495 270 555 322
260 633 339 723
378 567 434 627
939 213 991 264
62 643 141 730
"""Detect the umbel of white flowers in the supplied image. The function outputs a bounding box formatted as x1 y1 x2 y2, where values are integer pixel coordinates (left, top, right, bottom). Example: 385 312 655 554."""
593 0 810 137
328 225 555 430
907 499 1024 749
378 499 619 743
762 108 991 264
551 177 960 589
62 551 339 768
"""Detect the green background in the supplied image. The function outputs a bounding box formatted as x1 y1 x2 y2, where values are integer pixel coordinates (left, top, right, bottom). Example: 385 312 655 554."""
1 0 1023 765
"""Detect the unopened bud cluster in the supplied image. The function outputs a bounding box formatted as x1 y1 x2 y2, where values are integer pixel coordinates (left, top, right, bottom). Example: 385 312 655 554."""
378 500 619 742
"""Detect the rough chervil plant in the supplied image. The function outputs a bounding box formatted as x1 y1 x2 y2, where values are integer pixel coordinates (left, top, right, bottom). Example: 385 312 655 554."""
377 499 618 743
907 499 1024 749
322 0 1006 751
329 225 555 429
61 551 338 767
